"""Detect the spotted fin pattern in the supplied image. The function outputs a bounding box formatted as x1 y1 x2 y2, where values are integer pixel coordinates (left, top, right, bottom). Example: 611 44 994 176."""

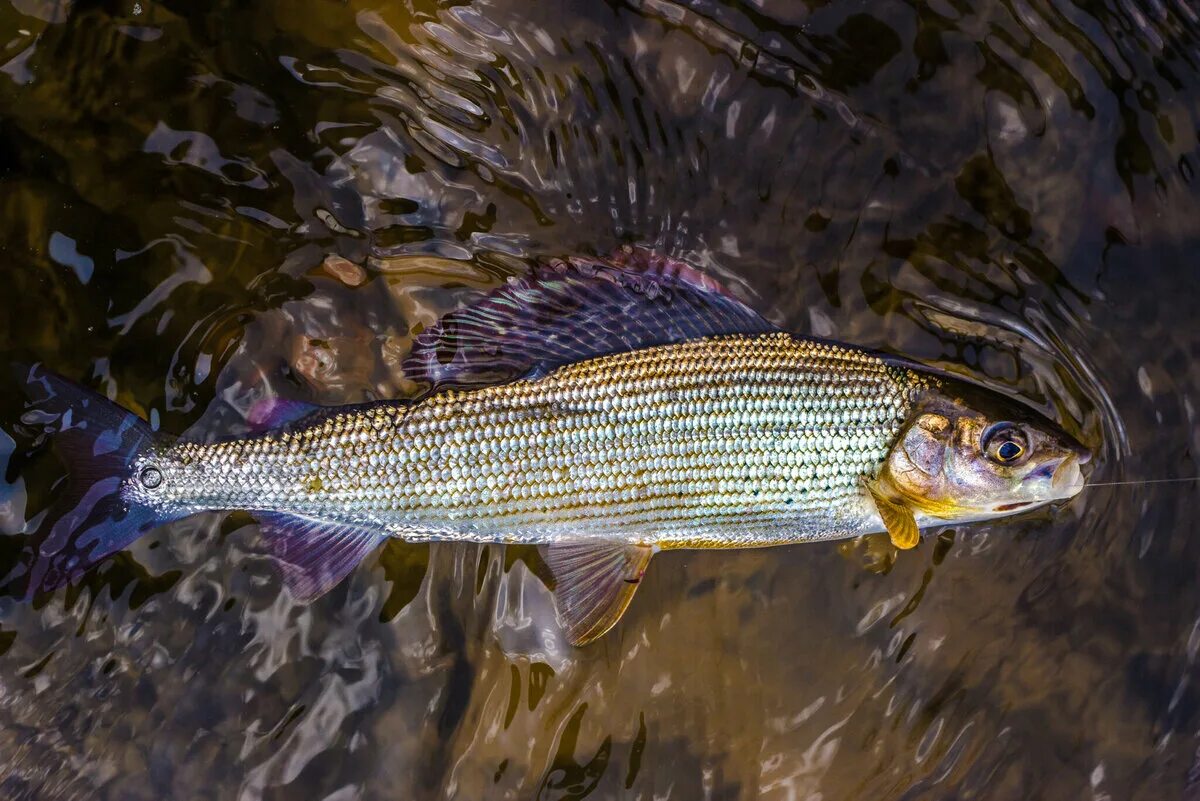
402 246 776 390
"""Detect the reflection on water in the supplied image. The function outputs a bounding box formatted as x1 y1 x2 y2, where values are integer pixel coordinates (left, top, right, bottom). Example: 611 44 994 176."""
0 0 1198 798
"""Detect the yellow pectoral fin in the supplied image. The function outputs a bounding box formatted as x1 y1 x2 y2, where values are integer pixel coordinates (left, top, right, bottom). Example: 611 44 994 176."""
867 484 921 550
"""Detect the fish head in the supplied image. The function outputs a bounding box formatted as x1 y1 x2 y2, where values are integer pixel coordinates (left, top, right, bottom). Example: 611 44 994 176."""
881 379 1090 524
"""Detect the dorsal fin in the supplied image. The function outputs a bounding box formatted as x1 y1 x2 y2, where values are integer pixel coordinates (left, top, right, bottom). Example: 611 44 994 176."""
403 246 776 390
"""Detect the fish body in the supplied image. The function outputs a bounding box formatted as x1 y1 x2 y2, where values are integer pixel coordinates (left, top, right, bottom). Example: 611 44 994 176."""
137 332 926 549
13 248 1089 644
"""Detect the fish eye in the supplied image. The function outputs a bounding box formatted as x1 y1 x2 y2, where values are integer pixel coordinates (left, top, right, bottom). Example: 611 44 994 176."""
139 466 163 489
982 423 1028 465
997 441 1022 460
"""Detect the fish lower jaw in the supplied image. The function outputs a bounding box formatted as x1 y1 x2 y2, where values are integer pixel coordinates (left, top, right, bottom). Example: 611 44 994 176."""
913 499 1057 529
1051 460 1086 497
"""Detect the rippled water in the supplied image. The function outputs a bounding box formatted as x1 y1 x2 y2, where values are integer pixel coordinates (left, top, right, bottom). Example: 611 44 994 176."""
1 0 1199 798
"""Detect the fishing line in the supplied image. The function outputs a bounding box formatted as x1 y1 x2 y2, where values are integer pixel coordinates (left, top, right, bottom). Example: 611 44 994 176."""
1082 477 1200 488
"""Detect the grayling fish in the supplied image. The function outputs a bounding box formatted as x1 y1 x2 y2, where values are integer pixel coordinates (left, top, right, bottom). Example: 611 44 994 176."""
13 248 1089 644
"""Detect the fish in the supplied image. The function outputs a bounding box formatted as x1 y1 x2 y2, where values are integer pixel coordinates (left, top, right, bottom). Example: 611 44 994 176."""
9 247 1090 645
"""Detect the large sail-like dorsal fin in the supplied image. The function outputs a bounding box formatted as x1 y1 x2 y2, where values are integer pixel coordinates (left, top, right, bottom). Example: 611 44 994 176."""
402 246 777 391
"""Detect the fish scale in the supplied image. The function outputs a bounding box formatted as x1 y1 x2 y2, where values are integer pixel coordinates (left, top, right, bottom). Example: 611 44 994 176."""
152 331 926 548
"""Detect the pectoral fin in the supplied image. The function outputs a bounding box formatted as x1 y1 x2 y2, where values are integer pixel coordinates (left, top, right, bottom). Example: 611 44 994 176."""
866 484 920 550
539 541 654 646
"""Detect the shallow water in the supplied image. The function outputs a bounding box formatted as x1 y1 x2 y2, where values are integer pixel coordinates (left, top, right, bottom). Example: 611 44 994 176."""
1 0 1198 798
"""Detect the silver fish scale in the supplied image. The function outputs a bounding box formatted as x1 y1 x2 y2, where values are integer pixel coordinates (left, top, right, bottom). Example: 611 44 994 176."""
147 332 925 548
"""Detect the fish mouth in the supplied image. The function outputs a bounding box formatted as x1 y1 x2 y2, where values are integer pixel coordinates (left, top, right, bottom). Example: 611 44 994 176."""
1019 453 1086 502
1050 455 1086 497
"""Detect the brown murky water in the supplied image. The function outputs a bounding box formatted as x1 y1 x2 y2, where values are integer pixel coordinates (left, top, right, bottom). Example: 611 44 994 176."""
1 0 1199 798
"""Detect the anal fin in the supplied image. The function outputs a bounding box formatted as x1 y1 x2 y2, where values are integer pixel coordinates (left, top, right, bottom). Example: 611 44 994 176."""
540 541 654 646
256 514 386 600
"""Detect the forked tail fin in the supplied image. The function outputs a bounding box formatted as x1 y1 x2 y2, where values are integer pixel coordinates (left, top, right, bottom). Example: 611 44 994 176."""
10 364 178 597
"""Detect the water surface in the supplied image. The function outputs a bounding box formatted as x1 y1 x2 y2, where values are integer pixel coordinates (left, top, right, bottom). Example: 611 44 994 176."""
1 0 1198 798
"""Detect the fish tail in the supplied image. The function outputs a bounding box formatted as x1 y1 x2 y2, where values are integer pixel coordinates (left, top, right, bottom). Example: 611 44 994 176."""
11 364 180 597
